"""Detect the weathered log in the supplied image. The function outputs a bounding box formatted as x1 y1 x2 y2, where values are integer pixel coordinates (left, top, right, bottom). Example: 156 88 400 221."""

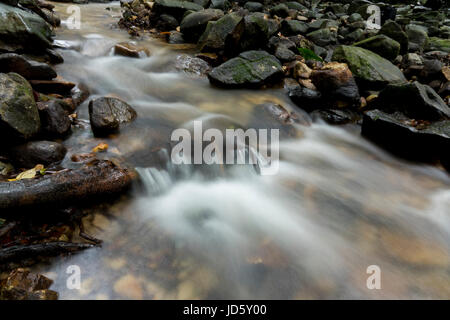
0 242 95 264
0 159 137 210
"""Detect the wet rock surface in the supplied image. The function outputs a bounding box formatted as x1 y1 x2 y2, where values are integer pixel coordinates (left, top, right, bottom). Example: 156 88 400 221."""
89 97 137 135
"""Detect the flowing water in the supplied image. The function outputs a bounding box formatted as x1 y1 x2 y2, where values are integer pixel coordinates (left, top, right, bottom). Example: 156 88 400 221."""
35 2 450 299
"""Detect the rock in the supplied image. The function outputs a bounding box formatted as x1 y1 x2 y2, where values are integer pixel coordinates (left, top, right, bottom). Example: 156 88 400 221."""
28 79 76 95
345 28 365 43
281 20 308 36
89 97 137 135
0 73 40 141
167 30 185 44
0 269 57 300
287 84 324 112
348 13 363 23
0 3 53 52
307 28 337 47
0 159 138 209
0 53 56 80
207 50 283 88
175 54 212 76
426 37 450 53
198 12 244 55
375 81 450 121
311 62 360 105
362 110 450 167
406 24 428 52
180 9 224 42
155 14 179 31
311 109 362 125
152 0 203 21
114 42 150 58
240 12 280 51
243 1 263 12
332 45 407 89
37 100 71 136
270 4 289 18
354 35 400 62
9 141 67 168
379 21 409 55
209 0 230 11
403 53 423 66
292 61 312 79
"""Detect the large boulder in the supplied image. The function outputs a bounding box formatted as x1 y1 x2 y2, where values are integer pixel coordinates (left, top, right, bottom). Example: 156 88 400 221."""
240 12 280 51
0 53 56 80
180 9 224 42
362 110 450 170
0 3 53 52
354 35 400 62
37 100 72 137
152 0 203 21
379 21 408 55
332 45 407 89
0 73 40 141
9 140 67 168
375 81 450 121
405 24 428 52
207 50 284 88
198 12 245 55
89 97 137 136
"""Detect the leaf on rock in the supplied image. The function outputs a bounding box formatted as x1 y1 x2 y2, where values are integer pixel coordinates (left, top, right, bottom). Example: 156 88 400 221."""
297 48 323 62
9 164 45 181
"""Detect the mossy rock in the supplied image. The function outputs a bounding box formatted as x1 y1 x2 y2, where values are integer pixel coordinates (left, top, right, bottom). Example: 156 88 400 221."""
332 45 406 89
354 35 400 62
0 3 53 52
426 37 450 53
207 50 284 88
0 72 40 141
379 21 409 54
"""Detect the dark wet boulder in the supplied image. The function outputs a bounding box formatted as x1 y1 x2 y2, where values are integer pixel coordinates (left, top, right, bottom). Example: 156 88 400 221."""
287 85 324 112
270 3 289 18
89 97 137 135
354 35 400 62
311 62 360 106
9 141 66 168
332 45 406 89
307 28 337 47
155 13 179 31
152 0 203 21
180 8 224 42
379 21 409 55
207 50 283 88
311 109 362 125
243 1 263 12
362 110 450 169
0 73 40 141
113 42 151 58
0 159 138 210
198 12 245 55
167 30 185 44
0 3 53 52
375 81 450 121
28 79 75 95
406 24 428 52
240 12 280 51
0 53 56 80
209 0 230 11
281 20 308 36
37 100 71 137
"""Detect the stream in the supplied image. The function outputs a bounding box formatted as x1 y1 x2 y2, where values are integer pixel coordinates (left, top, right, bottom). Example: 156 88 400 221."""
34 2 450 299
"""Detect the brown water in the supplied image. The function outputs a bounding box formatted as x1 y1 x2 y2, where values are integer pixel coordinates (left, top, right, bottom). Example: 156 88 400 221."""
35 2 450 299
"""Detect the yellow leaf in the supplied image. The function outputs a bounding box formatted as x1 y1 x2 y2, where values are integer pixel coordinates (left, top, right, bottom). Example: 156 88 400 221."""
92 142 109 153
15 168 37 180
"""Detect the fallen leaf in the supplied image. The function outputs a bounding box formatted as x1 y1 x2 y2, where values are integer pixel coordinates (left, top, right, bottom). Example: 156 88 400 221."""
9 164 45 181
92 143 109 153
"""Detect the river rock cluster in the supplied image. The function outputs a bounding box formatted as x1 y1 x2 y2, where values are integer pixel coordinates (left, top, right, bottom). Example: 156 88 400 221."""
119 0 450 171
